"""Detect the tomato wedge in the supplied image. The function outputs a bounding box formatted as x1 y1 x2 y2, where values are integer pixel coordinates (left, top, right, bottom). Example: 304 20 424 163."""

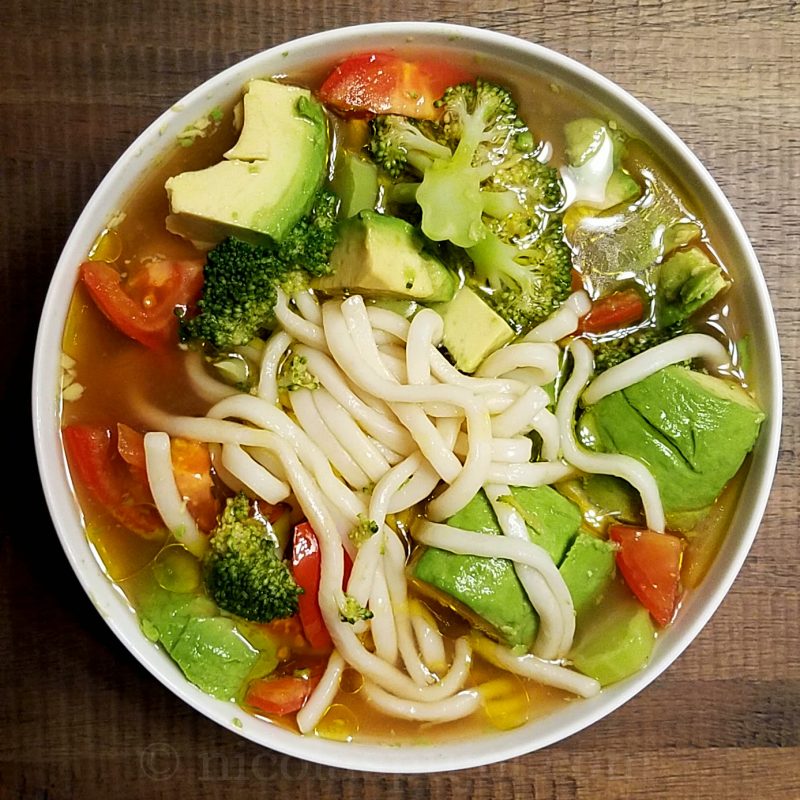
609 525 684 626
580 288 645 334
62 423 164 538
169 437 220 533
116 423 220 533
244 671 322 716
318 53 473 120
80 258 203 349
292 522 353 650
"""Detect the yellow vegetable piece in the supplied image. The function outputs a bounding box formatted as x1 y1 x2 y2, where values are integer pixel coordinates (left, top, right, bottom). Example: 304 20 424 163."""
478 675 530 731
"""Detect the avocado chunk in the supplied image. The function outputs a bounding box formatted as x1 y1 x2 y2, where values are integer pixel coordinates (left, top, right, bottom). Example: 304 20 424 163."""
130 573 259 701
313 210 455 302
435 284 515 374
410 486 581 649
331 150 379 218
582 474 642 524
497 485 582 564
655 247 728 328
165 79 328 246
559 532 617 618
563 117 640 210
569 585 656 686
579 366 764 519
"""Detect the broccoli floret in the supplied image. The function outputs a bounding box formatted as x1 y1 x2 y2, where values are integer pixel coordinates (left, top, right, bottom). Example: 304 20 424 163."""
278 354 319 392
466 217 573 331
181 237 281 349
369 115 452 179
275 188 340 277
203 493 301 623
339 594 374 624
368 80 563 249
418 80 562 247
348 514 379 548
591 323 684 372
181 188 340 349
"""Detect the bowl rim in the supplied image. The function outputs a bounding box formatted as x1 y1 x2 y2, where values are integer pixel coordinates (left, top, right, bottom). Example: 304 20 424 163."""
31 20 783 773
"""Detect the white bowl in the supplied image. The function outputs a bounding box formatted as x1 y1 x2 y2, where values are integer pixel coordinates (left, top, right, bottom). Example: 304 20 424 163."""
32 21 782 773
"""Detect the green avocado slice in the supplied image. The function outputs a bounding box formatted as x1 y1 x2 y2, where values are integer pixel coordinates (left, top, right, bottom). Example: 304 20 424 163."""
579 366 764 517
410 487 581 649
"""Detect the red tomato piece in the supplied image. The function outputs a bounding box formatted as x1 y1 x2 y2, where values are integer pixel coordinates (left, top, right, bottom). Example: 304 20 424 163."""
244 673 321 717
609 525 684 626
79 258 203 349
580 289 645 334
318 52 473 120
116 423 220 533
116 422 147 472
292 522 353 650
62 424 165 538
169 438 221 534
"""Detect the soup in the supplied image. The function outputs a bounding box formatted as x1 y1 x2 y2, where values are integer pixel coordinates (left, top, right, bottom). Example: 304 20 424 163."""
58 48 765 744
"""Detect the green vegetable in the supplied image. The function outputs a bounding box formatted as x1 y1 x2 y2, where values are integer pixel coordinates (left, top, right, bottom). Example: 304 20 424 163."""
349 514 379 548
181 188 339 349
131 575 259 701
569 166 702 298
331 150 380 218
203 493 302 623
465 217 573 332
411 486 582 649
591 323 684 372
563 117 640 210
274 187 340 277
656 247 728 327
579 366 765 518
368 79 562 248
558 532 617 619
495 485 582 564
340 594 374 624
368 79 570 333
278 354 319 392
569 587 656 686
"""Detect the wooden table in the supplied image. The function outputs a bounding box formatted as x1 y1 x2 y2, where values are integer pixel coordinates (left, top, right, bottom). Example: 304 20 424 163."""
2 1 798 797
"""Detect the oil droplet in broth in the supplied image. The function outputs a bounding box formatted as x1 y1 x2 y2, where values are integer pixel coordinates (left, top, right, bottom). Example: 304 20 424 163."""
315 703 359 742
151 544 201 593
88 228 123 263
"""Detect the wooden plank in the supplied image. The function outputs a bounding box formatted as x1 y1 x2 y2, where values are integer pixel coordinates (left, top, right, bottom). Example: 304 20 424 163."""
1 0 797 797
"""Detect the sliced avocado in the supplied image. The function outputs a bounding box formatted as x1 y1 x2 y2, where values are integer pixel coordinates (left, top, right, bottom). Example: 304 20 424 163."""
563 117 640 210
579 365 764 517
312 210 455 302
331 150 379 218
130 572 259 701
435 284 515 374
582 474 642 524
656 247 728 327
603 169 640 208
410 487 582 650
569 584 656 686
564 117 609 167
662 221 702 254
498 485 581 564
169 616 260 700
559 532 617 618
411 491 538 649
165 79 328 246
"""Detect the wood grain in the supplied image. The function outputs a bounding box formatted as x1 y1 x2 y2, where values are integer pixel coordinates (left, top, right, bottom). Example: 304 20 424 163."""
1 1 798 798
